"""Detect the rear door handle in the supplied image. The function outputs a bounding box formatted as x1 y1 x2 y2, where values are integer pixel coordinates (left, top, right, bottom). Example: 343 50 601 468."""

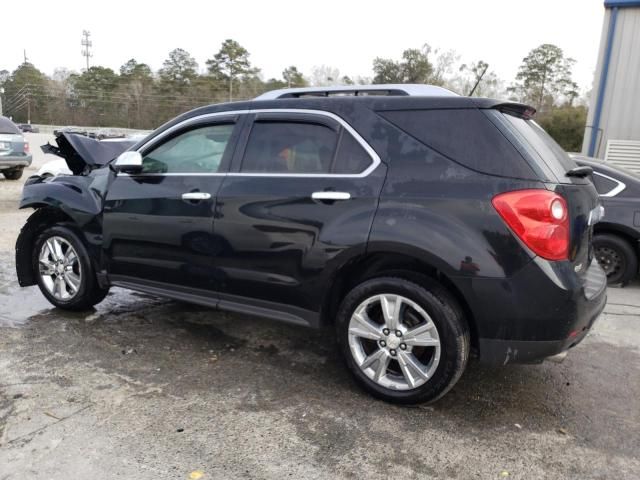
311 191 351 201
181 192 211 201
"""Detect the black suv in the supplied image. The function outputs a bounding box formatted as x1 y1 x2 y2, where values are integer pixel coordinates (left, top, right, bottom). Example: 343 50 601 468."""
15 85 607 403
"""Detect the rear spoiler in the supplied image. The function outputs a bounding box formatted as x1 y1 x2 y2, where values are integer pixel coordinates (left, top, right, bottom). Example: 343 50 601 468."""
491 102 536 120
41 132 135 175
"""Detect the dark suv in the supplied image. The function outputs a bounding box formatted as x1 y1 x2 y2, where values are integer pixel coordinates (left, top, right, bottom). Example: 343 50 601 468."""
15 85 607 403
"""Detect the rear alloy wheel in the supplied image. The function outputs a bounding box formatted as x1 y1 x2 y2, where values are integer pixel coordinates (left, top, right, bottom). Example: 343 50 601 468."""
594 233 638 285
3 167 24 180
337 277 469 404
33 225 109 310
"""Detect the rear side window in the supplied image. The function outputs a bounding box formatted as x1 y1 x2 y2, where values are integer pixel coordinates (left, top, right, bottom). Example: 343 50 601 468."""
241 122 337 173
379 109 537 179
592 172 622 196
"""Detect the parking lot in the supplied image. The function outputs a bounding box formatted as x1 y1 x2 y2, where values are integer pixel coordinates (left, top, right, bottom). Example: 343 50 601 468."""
0 133 639 479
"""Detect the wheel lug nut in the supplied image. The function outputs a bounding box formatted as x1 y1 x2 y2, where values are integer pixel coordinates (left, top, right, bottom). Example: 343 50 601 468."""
389 349 397 356
382 328 390 336
395 330 402 337
400 343 407 350
379 340 386 347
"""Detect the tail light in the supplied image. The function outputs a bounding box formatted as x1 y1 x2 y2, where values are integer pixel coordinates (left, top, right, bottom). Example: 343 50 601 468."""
492 189 569 261
24 142 30 153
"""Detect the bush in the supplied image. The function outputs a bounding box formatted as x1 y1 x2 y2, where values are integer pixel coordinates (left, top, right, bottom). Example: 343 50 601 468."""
536 106 587 152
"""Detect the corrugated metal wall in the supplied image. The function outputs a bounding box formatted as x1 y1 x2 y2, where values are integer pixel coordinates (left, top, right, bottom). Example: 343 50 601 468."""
582 6 640 160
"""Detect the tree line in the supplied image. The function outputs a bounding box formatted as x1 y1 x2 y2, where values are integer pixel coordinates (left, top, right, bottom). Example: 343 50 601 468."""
0 40 587 150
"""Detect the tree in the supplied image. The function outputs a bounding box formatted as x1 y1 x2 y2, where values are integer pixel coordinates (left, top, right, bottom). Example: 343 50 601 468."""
372 46 433 84
118 59 155 128
509 44 578 112
282 66 307 88
206 39 257 101
70 66 119 126
1 62 49 123
158 48 198 93
309 65 340 86
537 105 587 151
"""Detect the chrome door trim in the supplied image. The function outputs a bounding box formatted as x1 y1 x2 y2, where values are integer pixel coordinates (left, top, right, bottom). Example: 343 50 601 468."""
593 171 626 197
124 108 381 179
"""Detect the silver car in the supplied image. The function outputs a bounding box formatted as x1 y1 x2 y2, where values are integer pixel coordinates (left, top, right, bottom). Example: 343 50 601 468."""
0 116 32 180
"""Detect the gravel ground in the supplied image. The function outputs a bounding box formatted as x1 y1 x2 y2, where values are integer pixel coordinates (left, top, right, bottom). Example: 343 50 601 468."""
0 135 639 479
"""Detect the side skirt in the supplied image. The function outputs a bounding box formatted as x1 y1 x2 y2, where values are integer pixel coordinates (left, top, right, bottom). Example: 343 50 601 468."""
108 275 318 328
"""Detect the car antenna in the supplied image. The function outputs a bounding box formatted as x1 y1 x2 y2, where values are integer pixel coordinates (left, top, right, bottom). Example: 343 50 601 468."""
467 63 489 97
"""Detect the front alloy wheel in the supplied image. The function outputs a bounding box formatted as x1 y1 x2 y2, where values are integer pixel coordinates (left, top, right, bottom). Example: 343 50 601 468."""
33 224 109 310
38 236 82 300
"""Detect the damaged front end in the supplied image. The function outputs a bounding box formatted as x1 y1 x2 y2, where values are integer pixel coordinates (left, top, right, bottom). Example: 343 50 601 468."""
16 133 135 286
40 132 136 175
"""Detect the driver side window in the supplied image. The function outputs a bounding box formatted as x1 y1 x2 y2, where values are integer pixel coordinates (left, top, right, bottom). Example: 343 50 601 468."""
142 123 234 174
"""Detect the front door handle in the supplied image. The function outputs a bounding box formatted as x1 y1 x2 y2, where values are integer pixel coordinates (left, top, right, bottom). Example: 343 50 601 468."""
181 192 211 201
311 191 351 201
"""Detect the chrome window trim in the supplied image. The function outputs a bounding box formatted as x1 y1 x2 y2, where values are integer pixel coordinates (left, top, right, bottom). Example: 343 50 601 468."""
593 171 626 197
126 108 381 178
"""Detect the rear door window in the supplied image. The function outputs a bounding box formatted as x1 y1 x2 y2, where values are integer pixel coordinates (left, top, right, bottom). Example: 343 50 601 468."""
240 121 337 174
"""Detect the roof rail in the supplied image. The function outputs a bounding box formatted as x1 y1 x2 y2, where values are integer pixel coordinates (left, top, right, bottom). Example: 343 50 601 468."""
255 84 458 100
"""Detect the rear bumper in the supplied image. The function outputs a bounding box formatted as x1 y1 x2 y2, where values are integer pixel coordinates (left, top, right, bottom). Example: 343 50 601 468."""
453 257 608 365
0 155 32 169
478 293 605 364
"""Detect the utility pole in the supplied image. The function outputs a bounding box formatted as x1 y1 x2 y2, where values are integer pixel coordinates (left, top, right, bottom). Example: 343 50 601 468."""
81 30 93 70
23 50 28 64
0 88 4 116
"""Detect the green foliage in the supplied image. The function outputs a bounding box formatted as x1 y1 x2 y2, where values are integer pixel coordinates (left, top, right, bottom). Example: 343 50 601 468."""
158 48 198 92
2 62 49 123
206 39 257 100
509 44 578 112
373 46 433 84
282 66 306 88
536 106 587 152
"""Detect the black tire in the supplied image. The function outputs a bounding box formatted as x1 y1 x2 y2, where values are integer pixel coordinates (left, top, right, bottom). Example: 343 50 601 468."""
33 224 109 310
336 276 469 404
3 167 24 180
594 233 638 286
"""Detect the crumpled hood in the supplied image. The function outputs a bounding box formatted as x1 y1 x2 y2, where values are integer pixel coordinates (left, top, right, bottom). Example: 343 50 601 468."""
41 132 136 175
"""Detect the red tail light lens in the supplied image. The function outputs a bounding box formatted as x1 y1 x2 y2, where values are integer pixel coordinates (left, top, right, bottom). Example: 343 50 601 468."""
492 189 569 261
24 142 30 153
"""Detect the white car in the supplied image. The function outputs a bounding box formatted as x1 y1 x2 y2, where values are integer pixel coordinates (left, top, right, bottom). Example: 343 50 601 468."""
38 157 73 177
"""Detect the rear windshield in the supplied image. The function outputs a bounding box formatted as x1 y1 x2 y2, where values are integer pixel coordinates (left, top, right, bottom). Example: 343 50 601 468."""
485 110 580 184
0 117 20 135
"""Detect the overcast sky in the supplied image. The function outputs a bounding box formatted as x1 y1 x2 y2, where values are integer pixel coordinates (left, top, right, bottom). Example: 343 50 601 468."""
3 0 606 92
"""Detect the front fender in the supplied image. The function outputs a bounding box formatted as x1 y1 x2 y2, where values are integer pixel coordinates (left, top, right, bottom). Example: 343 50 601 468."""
16 169 113 286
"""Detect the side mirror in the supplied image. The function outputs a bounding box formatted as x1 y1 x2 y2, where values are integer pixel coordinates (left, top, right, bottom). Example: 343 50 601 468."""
113 151 143 173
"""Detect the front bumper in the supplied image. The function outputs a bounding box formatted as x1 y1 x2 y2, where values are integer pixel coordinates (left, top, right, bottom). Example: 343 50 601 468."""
453 257 608 365
0 154 32 169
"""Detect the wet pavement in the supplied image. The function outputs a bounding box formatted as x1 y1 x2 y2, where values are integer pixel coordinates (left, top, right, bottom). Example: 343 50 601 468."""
1 139 639 479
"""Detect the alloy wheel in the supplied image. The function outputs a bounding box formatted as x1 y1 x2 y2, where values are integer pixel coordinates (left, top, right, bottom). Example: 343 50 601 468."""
38 236 82 300
347 294 441 390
